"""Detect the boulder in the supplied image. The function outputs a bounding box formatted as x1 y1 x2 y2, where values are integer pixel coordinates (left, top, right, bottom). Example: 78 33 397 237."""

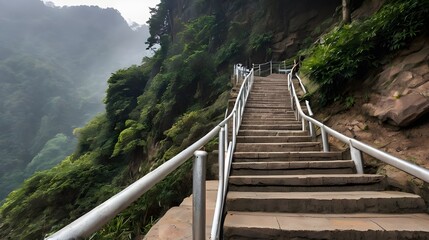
365 37 429 127
364 93 429 127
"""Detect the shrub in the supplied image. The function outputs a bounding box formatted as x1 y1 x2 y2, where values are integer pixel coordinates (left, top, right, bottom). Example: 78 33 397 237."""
301 0 429 105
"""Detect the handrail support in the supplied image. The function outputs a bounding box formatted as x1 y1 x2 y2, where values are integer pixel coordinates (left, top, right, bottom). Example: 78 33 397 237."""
193 151 207 240
349 141 364 174
321 125 330 152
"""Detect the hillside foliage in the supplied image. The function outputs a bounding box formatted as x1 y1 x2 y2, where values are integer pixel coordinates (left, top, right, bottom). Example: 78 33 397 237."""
0 0 150 200
1 0 405 239
0 1 233 238
301 0 429 105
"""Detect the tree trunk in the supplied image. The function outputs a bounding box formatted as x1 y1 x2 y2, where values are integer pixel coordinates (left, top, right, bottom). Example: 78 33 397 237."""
342 0 351 24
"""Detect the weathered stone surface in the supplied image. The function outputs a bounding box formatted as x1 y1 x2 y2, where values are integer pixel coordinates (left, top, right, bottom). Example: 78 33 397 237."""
289 10 318 32
365 38 429 127
226 191 426 213
363 93 429 127
143 181 218 240
224 212 429 239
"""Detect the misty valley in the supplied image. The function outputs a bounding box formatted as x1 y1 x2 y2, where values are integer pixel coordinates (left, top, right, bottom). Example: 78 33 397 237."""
0 0 149 200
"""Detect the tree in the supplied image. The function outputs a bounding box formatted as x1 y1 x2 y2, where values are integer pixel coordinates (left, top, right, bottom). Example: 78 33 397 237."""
342 0 351 24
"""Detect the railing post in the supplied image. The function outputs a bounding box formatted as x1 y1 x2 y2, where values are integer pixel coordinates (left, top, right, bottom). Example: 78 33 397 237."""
309 122 316 140
270 61 273 75
232 111 237 145
224 123 228 151
210 128 225 239
321 126 330 152
193 150 207 240
350 141 364 174
238 100 243 130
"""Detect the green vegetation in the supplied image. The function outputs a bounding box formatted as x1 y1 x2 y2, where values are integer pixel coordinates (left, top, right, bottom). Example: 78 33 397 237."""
0 1 233 238
0 0 149 200
2 0 392 239
301 0 429 105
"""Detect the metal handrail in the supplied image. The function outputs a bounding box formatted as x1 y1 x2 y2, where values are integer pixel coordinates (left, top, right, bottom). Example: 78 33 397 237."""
46 65 254 240
294 73 315 138
253 61 294 76
211 67 254 239
286 71 429 182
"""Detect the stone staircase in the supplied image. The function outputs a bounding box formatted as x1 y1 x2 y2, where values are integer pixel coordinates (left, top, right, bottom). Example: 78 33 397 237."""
223 75 429 239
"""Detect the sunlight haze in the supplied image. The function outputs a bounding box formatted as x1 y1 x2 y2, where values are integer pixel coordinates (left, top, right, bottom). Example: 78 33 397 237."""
43 0 160 25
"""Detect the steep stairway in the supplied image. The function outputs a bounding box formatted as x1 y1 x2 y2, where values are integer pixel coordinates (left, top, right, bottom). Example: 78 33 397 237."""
223 75 429 239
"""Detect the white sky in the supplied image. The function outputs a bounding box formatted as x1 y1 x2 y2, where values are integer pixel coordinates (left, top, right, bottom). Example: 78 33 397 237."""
42 0 160 25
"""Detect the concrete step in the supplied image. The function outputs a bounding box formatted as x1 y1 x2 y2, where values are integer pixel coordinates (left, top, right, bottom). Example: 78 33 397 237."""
238 130 308 137
224 212 429 239
239 124 302 131
226 191 427 213
245 99 290 103
251 89 288 92
235 142 321 152
251 88 288 92
241 114 294 119
242 110 305 116
233 151 343 162
247 96 289 100
244 109 293 114
231 160 355 175
246 98 290 103
252 83 287 86
240 119 299 125
245 104 290 108
250 92 289 96
228 174 386 192
247 95 289 99
236 135 312 143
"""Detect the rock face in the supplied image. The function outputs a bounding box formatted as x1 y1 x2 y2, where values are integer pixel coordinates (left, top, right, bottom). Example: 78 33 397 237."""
363 37 429 127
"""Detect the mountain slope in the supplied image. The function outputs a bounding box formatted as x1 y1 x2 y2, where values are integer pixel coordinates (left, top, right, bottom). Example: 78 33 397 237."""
0 0 149 200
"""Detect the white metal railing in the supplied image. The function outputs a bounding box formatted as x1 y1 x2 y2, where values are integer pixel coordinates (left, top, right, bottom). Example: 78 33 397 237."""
284 65 429 182
253 60 293 76
46 65 254 240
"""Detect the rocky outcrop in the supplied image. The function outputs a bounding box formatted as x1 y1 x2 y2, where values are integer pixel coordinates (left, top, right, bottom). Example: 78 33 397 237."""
363 37 429 127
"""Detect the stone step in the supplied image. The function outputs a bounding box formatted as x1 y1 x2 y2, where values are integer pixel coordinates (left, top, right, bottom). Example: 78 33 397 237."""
250 92 289 96
244 103 304 109
251 86 288 89
251 88 288 91
245 104 290 108
241 114 294 119
226 191 427 213
233 151 343 162
246 98 290 102
248 94 289 98
240 119 299 124
231 160 355 175
224 212 429 239
247 96 289 100
236 135 312 143
246 99 290 103
244 101 299 106
235 142 321 152
252 82 288 85
243 110 305 116
253 82 288 85
251 89 288 92
228 174 385 192
239 124 302 130
244 108 294 114
238 130 309 137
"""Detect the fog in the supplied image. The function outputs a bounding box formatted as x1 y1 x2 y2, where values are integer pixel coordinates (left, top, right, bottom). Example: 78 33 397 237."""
0 0 150 200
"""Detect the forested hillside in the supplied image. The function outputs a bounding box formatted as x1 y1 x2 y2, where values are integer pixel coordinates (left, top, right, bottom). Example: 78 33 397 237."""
0 0 149 199
1 0 428 239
